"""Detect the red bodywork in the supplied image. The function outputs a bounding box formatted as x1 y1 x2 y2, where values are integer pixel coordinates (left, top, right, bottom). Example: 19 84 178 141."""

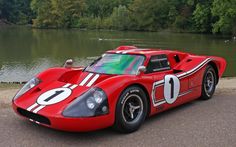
12 46 226 132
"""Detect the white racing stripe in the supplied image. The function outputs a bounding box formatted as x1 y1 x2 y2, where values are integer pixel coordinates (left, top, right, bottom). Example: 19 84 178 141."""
79 73 93 86
156 100 166 106
117 49 149 54
86 74 100 87
69 84 78 89
116 51 122 53
32 105 45 113
153 90 193 107
26 103 38 111
177 58 212 79
62 83 71 88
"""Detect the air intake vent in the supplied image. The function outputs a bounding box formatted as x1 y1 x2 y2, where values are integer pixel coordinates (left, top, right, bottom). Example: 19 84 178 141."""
17 108 51 125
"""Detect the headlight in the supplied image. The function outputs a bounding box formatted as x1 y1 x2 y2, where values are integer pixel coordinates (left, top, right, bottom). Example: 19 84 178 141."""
13 77 41 100
62 87 109 117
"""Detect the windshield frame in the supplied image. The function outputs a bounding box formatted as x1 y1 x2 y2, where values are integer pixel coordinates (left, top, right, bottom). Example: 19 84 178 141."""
84 53 146 75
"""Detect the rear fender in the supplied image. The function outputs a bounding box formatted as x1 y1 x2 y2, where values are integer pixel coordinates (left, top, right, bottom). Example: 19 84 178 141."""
209 56 227 78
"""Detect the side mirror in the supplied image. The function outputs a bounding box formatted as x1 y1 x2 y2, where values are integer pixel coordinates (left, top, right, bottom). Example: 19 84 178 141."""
136 66 146 75
64 59 73 68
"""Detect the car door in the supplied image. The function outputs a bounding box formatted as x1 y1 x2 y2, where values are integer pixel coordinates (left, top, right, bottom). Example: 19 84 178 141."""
145 54 189 109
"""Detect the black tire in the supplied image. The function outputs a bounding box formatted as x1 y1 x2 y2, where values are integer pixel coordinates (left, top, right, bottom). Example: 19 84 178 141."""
200 65 217 100
113 86 148 133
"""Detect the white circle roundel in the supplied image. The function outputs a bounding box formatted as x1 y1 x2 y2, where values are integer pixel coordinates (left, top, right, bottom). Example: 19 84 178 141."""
37 88 72 106
164 75 180 104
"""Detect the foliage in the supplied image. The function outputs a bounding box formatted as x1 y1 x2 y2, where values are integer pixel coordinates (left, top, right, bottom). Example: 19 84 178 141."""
31 0 86 28
0 0 33 24
110 5 130 30
211 0 236 35
128 0 173 31
84 0 132 18
30 0 53 27
193 2 213 33
0 0 236 34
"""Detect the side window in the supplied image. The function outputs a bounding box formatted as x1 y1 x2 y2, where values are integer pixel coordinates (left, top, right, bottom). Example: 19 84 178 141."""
146 54 170 73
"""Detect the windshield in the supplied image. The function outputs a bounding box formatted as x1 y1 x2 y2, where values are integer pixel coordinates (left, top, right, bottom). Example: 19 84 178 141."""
85 53 145 75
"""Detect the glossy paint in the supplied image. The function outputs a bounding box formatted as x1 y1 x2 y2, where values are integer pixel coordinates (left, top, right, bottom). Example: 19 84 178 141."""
12 46 227 132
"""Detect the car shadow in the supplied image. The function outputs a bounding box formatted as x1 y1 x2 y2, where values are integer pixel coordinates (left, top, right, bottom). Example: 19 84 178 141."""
19 99 201 141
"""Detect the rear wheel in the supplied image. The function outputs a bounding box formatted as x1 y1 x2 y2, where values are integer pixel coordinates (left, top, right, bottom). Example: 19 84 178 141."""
200 65 217 100
114 86 148 133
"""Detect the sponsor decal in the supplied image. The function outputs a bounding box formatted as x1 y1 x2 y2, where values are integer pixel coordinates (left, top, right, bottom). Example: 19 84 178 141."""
121 89 140 104
121 92 130 104
130 89 140 93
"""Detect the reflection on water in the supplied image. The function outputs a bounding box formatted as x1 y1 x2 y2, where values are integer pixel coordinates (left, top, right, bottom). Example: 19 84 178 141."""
0 57 93 82
0 26 235 82
0 58 56 82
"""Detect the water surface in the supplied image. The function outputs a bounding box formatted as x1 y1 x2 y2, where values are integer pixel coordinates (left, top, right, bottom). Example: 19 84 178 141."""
0 27 235 82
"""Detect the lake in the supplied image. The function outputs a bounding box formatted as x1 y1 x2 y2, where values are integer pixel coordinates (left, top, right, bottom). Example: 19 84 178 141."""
0 26 235 82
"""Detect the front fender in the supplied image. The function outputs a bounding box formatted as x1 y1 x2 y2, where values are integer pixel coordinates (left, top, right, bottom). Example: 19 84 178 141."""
37 67 69 82
95 75 153 122
37 67 84 86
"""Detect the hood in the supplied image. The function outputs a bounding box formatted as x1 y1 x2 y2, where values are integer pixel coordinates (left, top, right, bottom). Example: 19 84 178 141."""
14 71 115 116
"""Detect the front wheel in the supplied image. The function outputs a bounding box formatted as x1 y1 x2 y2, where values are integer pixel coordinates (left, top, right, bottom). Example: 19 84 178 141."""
200 65 217 100
113 86 148 133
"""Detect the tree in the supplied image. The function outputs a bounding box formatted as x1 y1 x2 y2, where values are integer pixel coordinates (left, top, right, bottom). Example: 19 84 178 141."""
110 5 130 30
51 0 86 27
17 0 34 24
170 0 195 31
129 0 174 31
212 0 236 35
85 0 132 18
31 0 53 28
0 0 3 19
193 1 213 33
0 0 33 24
0 0 235 34
31 0 86 28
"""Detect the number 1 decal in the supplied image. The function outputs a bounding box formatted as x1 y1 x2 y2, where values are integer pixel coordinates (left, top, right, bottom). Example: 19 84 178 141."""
169 78 174 99
37 88 72 106
164 75 180 104
44 90 65 102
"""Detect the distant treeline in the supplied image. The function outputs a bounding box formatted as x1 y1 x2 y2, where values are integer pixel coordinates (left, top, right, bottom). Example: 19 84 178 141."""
0 0 236 35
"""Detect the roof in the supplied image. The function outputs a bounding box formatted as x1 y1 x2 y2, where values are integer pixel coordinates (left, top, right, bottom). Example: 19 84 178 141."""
106 46 182 57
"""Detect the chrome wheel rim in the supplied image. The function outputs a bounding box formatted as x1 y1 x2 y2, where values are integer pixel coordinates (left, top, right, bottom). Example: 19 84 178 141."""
204 70 215 96
121 94 143 124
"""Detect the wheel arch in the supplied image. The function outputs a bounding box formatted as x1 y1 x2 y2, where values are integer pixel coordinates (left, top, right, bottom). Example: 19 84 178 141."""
208 61 219 84
124 83 151 117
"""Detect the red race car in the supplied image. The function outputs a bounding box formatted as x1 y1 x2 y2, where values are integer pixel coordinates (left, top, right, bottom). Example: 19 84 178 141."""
12 46 226 133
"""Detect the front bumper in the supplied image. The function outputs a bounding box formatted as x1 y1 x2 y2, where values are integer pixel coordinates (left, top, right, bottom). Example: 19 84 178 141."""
12 103 114 132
